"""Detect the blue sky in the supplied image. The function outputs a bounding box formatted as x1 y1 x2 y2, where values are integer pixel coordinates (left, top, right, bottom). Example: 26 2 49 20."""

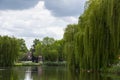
0 0 86 48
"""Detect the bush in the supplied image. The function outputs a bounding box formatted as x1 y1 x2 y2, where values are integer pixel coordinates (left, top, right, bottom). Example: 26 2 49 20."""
108 61 120 73
43 61 66 66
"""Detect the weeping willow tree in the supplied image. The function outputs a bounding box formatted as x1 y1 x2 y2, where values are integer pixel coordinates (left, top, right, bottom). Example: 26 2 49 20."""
64 24 79 70
64 0 120 71
0 36 19 67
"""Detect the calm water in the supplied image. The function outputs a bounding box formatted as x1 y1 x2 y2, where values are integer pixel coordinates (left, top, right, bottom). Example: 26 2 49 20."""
0 66 120 80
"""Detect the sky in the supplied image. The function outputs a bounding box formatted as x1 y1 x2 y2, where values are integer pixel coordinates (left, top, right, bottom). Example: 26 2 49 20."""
0 0 86 49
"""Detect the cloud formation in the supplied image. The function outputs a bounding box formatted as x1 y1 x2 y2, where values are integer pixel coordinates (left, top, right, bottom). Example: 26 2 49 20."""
0 1 78 48
0 0 86 17
44 0 86 17
0 0 40 10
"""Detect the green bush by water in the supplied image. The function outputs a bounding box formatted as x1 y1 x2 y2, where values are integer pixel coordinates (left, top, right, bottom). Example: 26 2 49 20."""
43 61 66 66
108 61 120 73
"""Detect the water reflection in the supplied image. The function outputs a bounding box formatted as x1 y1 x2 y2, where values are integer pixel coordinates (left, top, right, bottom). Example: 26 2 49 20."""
68 70 120 80
41 66 67 80
0 66 120 80
0 67 18 80
24 67 33 80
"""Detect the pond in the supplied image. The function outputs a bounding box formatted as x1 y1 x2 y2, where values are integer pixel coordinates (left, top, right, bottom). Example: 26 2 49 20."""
0 66 120 80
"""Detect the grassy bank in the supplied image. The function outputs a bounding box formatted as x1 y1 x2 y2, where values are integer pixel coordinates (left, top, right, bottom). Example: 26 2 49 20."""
14 61 66 66
15 61 42 66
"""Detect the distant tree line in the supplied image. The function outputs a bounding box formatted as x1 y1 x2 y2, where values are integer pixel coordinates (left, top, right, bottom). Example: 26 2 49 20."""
31 37 65 62
0 35 65 67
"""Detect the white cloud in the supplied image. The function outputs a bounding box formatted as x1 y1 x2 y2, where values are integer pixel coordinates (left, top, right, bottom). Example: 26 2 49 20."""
0 1 78 49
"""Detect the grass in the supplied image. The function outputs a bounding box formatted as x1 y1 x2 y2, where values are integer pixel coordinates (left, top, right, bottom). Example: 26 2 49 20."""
14 61 42 66
14 61 66 66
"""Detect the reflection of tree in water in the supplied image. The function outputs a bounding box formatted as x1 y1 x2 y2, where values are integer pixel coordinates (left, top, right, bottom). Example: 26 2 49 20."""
15 66 43 80
102 74 120 80
31 66 43 80
1 67 120 80
41 67 67 80
67 70 116 80
0 68 18 80
26 66 67 80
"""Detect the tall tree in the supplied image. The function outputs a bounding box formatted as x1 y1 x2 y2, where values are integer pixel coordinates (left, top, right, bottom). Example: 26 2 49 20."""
0 36 19 67
30 39 41 54
18 39 28 60
64 24 79 70
64 0 120 71
34 42 42 56
41 37 56 61
42 37 55 46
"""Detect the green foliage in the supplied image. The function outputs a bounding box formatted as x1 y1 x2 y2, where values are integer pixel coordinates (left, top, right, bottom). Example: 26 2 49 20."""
108 65 120 73
41 37 58 61
33 39 41 48
30 39 41 52
0 36 19 67
107 61 120 73
43 61 66 66
18 39 28 53
34 43 42 56
64 24 79 70
30 39 42 57
54 40 65 61
42 37 55 46
64 0 120 71
32 37 65 62
18 39 28 60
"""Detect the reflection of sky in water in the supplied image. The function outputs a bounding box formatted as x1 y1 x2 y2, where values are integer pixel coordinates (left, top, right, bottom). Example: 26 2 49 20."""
24 67 33 80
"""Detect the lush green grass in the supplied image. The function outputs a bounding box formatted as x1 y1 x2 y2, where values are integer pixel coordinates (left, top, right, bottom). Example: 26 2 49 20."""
14 61 42 66
14 61 66 66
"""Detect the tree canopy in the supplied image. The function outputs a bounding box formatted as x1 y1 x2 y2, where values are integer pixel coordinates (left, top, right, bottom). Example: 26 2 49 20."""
64 0 120 71
0 36 19 67
32 37 65 62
